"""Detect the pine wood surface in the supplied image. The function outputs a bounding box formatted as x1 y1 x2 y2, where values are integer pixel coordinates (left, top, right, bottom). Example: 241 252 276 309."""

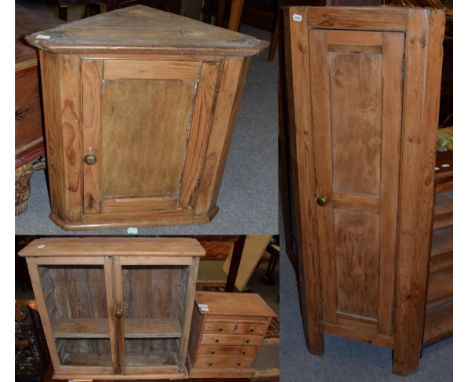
284 5 446 375
25 5 268 55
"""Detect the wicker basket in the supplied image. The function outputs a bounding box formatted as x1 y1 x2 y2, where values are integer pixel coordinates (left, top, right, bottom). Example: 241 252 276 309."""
15 163 33 215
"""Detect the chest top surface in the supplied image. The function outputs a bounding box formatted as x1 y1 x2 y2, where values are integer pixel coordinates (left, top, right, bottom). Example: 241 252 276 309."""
19 237 206 257
195 291 276 318
25 5 268 56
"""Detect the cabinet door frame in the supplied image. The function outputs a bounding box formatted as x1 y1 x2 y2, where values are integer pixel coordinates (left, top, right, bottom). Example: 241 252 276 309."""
80 57 222 216
284 6 445 375
114 256 198 376
26 256 118 376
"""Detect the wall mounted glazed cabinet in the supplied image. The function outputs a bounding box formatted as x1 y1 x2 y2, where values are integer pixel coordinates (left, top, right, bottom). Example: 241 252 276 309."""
284 6 446 375
25 5 267 230
19 237 205 380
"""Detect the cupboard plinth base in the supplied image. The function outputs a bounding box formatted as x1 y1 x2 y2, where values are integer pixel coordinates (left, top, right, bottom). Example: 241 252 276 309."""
54 371 187 380
49 206 219 230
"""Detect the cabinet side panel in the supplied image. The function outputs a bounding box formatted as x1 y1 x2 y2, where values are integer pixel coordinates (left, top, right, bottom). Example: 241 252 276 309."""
39 51 66 218
58 54 82 221
283 7 324 354
195 57 250 215
393 9 445 375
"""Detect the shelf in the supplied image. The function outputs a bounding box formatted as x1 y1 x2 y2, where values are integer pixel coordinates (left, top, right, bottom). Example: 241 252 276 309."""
53 318 182 339
424 298 452 346
427 266 452 305
433 191 452 230
126 352 179 367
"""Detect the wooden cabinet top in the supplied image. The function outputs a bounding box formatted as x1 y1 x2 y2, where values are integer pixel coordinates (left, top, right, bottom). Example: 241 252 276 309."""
195 292 276 318
19 237 206 257
25 5 268 56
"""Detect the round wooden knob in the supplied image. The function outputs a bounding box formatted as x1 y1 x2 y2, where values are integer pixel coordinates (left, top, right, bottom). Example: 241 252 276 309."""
245 339 250 344
84 153 97 165
208 363 212 367
249 328 254 332
114 309 123 318
215 339 220 343
316 195 328 207
210 350 215 355
218 327 223 332
237 362 241 366
242 351 246 355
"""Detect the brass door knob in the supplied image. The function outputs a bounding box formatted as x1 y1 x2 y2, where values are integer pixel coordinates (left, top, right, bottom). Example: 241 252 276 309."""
316 195 328 207
114 308 123 319
84 154 97 165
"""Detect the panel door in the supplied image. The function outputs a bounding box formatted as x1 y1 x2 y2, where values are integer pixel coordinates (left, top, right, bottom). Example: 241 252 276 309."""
309 30 405 335
81 59 221 215
27 257 117 375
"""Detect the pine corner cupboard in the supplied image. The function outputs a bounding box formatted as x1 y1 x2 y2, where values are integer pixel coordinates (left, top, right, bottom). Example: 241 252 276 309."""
25 5 267 230
284 6 447 375
19 237 205 380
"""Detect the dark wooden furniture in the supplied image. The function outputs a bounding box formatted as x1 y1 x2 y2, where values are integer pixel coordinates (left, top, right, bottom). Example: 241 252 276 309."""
15 5 63 215
26 6 267 230
187 292 276 378
16 300 50 382
19 237 205 380
284 6 445 375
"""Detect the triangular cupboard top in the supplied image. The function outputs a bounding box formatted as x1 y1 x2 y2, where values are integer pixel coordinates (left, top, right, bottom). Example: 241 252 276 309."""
25 5 268 56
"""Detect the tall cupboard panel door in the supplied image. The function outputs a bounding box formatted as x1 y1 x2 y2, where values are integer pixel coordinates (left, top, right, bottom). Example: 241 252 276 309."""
309 30 405 335
81 59 220 215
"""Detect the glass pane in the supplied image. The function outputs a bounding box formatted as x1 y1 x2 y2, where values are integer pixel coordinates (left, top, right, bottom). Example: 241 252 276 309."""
38 265 112 368
122 265 188 368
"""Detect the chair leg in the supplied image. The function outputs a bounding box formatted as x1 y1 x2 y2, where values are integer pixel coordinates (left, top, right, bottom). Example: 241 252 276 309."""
228 0 245 31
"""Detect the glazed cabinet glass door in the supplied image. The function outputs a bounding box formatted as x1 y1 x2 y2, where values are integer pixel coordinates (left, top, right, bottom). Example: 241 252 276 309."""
31 257 116 373
80 59 221 216
309 30 405 336
114 257 192 374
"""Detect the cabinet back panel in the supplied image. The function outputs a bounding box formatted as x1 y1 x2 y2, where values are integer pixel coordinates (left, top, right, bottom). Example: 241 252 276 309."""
100 79 195 198
124 338 178 367
57 338 112 367
39 266 108 323
122 266 188 321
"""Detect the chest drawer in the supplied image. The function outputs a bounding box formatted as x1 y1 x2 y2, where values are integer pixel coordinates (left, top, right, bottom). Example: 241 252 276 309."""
200 334 263 346
197 345 258 357
203 321 236 333
194 356 255 369
234 322 268 335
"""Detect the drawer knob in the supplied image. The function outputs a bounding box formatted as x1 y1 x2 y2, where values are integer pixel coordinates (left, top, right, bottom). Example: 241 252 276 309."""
218 328 223 332
215 339 220 343
249 328 254 332
237 362 241 366
242 351 246 355
84 153 97 166
316 195 328 207
208 363 212 367
210 350 215 355
245 339 250 344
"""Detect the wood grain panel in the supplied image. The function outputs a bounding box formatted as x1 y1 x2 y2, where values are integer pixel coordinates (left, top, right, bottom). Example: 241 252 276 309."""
81 59 103 213
309 29 336 325
180 62 221 208
393 9 445 375
334 209 379 320
284 7 324 354
58 54 82 221
195 57 249 214
100 197 179 214
100 79 195 198
104 60 201 80
377 32 404 336
329 51 382 195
